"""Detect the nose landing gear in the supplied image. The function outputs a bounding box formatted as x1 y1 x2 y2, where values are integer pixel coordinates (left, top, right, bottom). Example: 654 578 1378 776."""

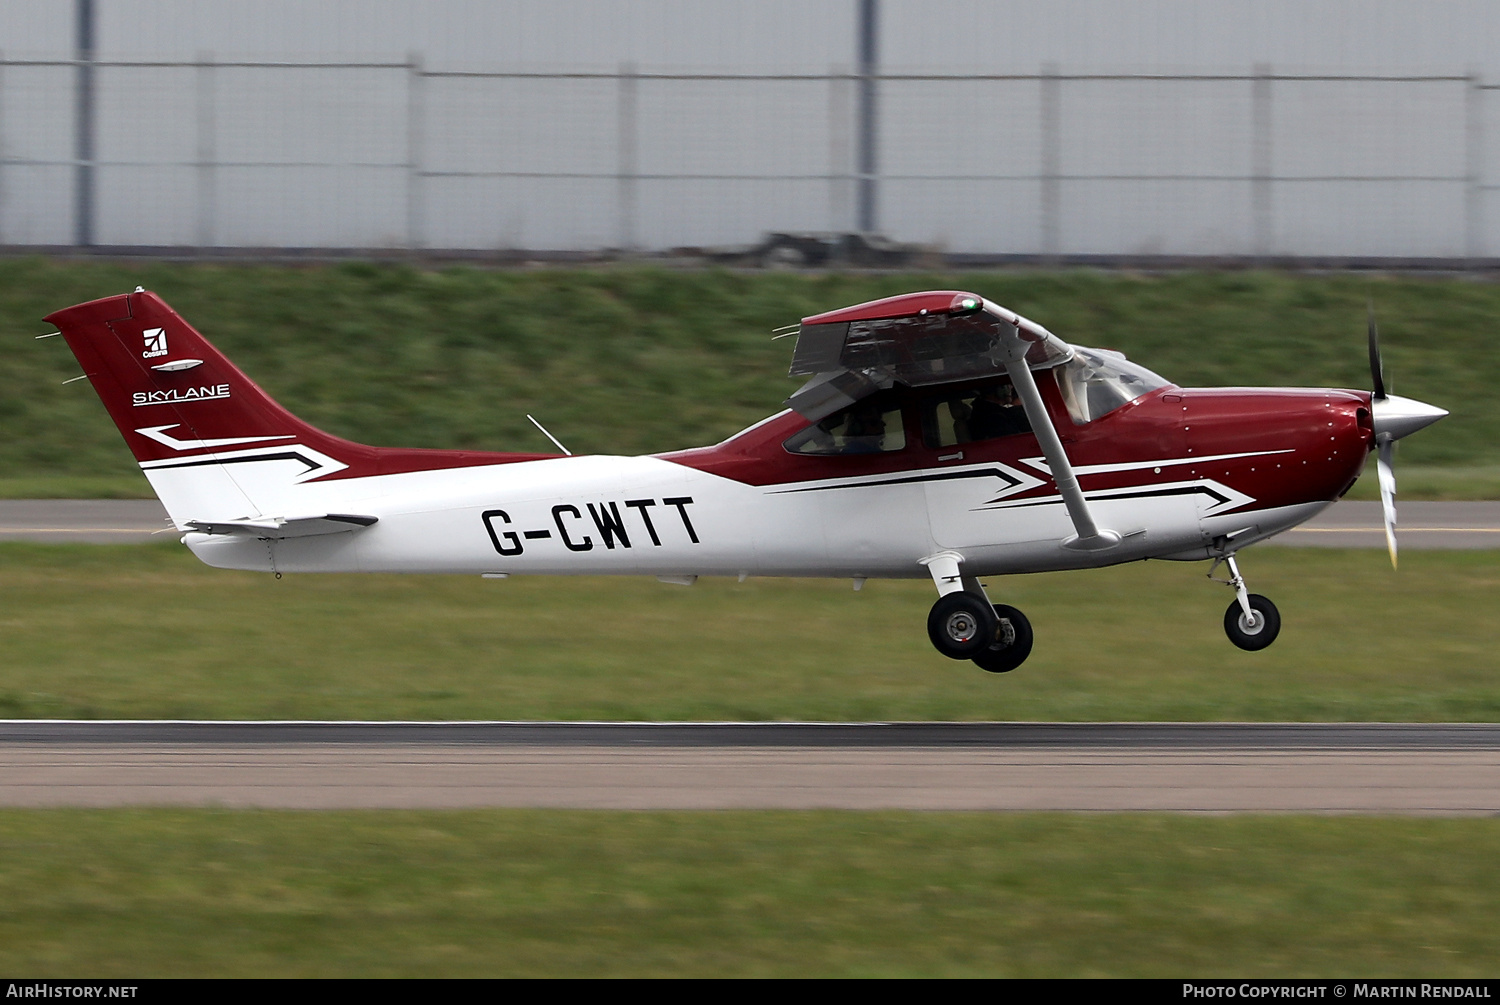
1211 553 1281 651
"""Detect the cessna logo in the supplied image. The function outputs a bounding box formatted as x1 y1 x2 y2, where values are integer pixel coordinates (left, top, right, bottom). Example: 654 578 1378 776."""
132 384 231 407
142 327 168 358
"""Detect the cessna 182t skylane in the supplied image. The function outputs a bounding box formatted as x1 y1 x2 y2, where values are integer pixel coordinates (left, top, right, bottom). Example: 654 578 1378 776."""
44 288 1446 673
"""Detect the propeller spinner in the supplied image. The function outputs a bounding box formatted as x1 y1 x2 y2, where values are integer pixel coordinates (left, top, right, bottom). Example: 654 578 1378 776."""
1366 308 1448 567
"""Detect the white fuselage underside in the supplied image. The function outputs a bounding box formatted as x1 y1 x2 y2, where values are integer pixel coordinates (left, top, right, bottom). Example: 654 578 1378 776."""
160 452 1329 579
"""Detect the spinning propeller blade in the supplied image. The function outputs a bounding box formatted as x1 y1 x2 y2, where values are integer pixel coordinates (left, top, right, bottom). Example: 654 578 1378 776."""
1376 437 1398 569
1370 300 1395 566
1368 300 1386 401
1364 303 1446 569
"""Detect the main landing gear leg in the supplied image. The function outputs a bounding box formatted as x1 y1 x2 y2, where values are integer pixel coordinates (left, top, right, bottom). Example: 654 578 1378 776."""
1212 553 1281 651
920 553 1034 673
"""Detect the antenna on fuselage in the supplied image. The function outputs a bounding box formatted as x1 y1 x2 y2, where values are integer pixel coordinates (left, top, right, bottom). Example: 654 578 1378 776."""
526 414 572 456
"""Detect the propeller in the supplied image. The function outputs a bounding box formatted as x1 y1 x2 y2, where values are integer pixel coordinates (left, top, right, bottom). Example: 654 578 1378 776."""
1365 304 1448 568
1368 302 1386 400
1368 305 1397 567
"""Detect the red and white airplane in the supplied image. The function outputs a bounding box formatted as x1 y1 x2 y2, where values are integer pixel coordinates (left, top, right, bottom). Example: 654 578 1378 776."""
44 287 1445 673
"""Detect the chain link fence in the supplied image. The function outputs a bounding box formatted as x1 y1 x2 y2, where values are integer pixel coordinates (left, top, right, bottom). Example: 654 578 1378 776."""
1 57 1496 261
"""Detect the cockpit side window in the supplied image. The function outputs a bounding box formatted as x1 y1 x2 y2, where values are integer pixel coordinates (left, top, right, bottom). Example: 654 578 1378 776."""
921 382 1032 448
1054 348 1172 425
783 402 907 456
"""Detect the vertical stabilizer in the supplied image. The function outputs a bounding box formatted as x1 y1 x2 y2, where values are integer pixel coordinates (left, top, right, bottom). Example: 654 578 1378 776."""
44 290 366 525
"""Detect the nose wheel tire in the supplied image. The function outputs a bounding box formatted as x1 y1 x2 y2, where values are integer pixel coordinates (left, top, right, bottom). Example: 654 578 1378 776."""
1223 594 1281 651
927 592 999 659
971 604 1034 674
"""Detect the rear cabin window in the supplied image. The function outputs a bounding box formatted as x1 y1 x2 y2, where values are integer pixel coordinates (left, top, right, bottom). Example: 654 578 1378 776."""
922 383 1032 448
783 402 907 455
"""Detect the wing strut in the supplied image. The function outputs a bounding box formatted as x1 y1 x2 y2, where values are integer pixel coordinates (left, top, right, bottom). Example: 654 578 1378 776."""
1003 357 1121 551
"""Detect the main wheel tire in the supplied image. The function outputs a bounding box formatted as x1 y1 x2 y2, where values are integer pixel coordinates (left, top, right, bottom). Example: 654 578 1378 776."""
972 604 1034 674
1224 594 1281 651
927 592 999 659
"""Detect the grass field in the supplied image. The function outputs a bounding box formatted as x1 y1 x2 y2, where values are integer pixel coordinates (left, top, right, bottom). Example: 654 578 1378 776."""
0 809 1496 977
2 541 1496 722
2 259 1494 496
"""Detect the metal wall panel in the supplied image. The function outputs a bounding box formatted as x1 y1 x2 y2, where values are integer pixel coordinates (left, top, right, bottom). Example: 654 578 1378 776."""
0 1 1496 257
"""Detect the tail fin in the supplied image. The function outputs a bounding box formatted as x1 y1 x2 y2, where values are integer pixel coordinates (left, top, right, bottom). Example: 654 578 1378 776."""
45 289 545 527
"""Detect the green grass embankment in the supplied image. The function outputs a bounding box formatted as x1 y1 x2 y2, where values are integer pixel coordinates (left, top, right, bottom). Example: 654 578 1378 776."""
3 542 1495 721
1 809 1497 977
2 259 1494 497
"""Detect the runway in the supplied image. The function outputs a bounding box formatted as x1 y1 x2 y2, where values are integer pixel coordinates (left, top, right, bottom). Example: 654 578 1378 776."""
0 499 174 543
2 506 1494 813
1 499 1497 547
2 721 1497 814
1279 500 1500 548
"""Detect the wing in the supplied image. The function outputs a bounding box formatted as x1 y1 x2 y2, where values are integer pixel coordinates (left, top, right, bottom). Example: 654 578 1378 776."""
783 290 1073 421
184 513 378 539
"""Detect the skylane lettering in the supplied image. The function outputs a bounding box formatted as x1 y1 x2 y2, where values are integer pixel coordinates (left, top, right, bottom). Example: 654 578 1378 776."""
483 497 699 556
131 384 231 407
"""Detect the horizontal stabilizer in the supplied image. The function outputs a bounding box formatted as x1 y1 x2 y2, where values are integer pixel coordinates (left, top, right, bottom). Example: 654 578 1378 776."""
184 513 378 539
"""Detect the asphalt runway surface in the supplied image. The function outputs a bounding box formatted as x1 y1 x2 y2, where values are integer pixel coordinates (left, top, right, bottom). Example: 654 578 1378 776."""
1 499 1497 548
2 722 1497 813
2 504 1494 813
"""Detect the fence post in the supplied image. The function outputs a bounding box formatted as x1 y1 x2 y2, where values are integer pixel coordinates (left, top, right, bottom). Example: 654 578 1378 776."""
856 0 878 233
1466 71 1483 262
74 0 95 247
618 61 637 252
196 51 215 249
1040 63 1060 259
1252 64 1272 259
407 51 424 251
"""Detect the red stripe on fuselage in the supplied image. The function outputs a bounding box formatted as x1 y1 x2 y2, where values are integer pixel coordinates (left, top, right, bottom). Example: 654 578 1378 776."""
661 382 1374 514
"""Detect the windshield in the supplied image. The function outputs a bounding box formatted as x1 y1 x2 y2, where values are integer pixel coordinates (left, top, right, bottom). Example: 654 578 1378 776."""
1054 348 1172 424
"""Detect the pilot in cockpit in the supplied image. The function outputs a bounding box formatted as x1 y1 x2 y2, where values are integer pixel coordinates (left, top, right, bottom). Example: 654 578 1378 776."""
841 402 888 453
967 383 1029 440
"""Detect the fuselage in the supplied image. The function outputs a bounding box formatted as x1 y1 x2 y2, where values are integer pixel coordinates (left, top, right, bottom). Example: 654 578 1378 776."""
40 285 1438 669
180 369 1375 579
